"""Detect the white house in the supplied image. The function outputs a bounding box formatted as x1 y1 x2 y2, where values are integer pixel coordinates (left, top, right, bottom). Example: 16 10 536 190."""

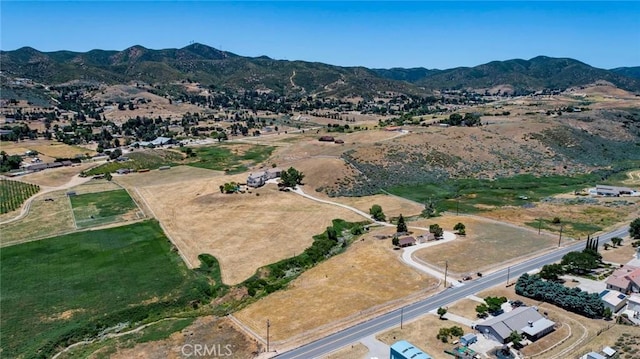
246 168 282 188
599 289 628 313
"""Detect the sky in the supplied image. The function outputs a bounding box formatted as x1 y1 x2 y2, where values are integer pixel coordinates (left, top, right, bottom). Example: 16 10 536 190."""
1 1 639 70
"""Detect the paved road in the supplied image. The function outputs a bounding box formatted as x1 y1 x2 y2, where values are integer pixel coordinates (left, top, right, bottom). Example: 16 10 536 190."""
275 225 630 359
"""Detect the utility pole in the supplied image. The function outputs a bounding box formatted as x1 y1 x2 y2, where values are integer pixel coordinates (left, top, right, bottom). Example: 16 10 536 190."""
444 261 448 288
558 224 563 247
538 218 542 235
506 266 510 286
266 319 270 353
400 307 404 329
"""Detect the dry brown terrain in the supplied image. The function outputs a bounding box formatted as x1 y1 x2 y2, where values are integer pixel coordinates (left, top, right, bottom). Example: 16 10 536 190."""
19 162 96 187
138 179 363 284
0 139 95 158
412 215 558 275
0 189 75 245
114 165 223 188
377 313 472 359
601 242 637 265
234 238 438 344
447 298 483 320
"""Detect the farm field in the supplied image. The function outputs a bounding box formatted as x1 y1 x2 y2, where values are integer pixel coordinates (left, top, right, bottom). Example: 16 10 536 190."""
0 139 95 158
412 215 559 275
376 313 473 359
114 164 223 188
0 189 75 245
0 220 199 358
187 143 275 173
60 316 260 359
234 238 438 344
84 149 184 176
70 188 142 228
0 178 40 213
139 179 363 284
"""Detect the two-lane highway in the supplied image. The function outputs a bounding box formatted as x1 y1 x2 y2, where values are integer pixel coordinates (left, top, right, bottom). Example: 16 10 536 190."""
275 225 630 359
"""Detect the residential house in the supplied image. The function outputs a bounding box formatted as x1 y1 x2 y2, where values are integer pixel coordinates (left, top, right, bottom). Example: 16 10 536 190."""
605 265 640 293
599 289 628 313
247 168 282 188
627 294 640 313
390 340 432 359
582 352 606 359
475 306 555 343
398 237 416 247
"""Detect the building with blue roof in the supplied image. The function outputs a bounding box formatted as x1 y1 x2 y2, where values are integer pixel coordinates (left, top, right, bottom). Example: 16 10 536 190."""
390 340 433 359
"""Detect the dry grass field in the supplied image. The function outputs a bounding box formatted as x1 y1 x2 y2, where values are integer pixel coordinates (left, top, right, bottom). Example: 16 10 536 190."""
19 162 95 187
234 238 438 343
322 343 368 359
114 165 223 188
0 189 74 246
0 139 95 158
601 242 637 265
138 179 363 284
412 215 558 274
447 298 483 321
376 313 472 359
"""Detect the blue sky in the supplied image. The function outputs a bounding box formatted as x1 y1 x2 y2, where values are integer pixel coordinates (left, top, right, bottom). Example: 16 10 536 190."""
1 1 639 69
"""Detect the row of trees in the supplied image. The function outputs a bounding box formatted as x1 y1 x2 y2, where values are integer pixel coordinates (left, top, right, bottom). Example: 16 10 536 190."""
539 248 602 280
515 273 604 318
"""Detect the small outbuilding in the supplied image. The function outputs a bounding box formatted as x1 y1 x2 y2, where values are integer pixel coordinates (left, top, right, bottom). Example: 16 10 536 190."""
460 333 477 346
398 236 416 247
390 340 432 359
318 136 335 142
599 289 628 313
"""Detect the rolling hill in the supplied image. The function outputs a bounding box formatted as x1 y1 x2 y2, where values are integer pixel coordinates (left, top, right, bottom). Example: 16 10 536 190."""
1 44 639 95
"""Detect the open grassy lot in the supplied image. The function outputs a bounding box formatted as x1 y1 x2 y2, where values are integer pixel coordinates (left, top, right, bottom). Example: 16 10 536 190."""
114 164 223 188
376 313 472 359
0 189 75 245
412 215 558 274
139 179 363 284
0 139 95 158
601 242 637 265
235 238 438 343
70 188 142 228
0 220 200 358
447 298 484 321
84 149 184 176
187 143 275 174
0 178 40 213
59 316 260 359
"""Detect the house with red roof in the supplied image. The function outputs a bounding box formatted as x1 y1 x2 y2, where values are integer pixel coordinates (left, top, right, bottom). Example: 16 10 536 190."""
606 265 640 294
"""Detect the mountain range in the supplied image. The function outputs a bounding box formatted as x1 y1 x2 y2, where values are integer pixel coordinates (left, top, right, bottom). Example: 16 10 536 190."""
1 43 639 96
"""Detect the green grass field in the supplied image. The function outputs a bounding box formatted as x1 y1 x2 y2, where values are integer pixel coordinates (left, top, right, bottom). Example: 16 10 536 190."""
387 172 620 213
83 150 183 176
0 220 207 358
70 189 140 228
187 144 275 174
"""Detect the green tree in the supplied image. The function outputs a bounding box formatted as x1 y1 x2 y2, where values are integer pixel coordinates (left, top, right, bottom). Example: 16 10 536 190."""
475 303 489 318
631 218 640 239
453 222 466 235
437 328 450 342
219 185 224 193
350 224 364 235
421 199 438 218
507 330 523 347
369 204 386 222
603 307 612 320
449 326 464 337
280 167 305 188
484 296 507 314
611 237 623 246
397 214 408 233
539 263 564 281
223 182 238 193
437 307 447 319
429 224 443 238
392 236 400 247
561 250 600 274
104 172 112 181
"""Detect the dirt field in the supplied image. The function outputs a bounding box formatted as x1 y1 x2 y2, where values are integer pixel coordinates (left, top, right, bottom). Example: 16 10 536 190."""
19 162 96 187
601 242 637 265
234 238 438 344
138 179 363 284
114 165 223 188
412 215 558 275
447 298 483 321
376 313 472 359
0 189 75 246
0 139 95 158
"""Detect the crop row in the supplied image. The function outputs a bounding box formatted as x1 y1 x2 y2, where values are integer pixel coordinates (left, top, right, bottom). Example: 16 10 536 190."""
0 179 40 214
